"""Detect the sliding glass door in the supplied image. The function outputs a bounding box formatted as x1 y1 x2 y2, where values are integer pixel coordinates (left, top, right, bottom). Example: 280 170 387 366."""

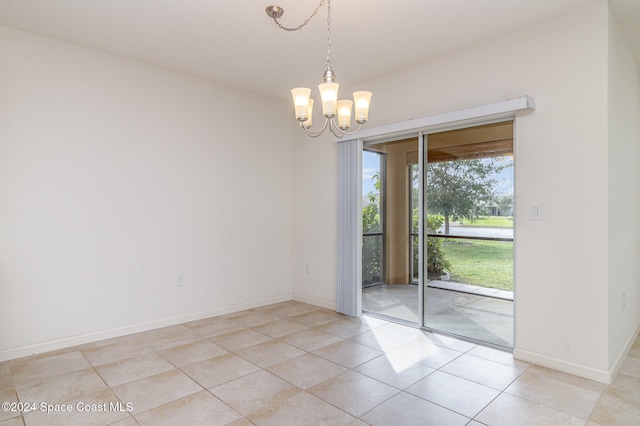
359 121 514 348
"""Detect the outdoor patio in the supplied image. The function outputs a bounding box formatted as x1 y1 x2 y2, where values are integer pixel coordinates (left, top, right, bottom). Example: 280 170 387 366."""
362 282 514 348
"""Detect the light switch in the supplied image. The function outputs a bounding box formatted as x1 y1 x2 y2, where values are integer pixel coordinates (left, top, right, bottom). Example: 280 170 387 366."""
530 204 542 220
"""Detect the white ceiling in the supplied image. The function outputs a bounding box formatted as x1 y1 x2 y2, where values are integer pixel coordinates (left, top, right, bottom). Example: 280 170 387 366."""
0 0 638 100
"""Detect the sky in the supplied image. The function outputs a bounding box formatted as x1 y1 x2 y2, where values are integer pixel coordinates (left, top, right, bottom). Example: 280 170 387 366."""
363 150 380 196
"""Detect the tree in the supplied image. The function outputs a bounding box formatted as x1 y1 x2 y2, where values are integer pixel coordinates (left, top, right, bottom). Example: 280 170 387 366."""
411 166 450 275
425 215 450 275
495 194 513 216
427 158 509 234
363 171 381 233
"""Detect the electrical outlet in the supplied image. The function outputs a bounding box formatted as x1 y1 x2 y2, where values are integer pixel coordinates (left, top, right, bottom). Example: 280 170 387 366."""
305 263 311 274
176 274 185 287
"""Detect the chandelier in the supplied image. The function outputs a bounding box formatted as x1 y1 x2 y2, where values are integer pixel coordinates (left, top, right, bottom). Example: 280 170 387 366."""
266 0 372 138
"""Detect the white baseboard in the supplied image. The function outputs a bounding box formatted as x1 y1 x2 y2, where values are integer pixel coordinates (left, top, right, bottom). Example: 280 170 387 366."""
515 320 640 385
0 294 293 363
513 347 612 384
292 293 337 311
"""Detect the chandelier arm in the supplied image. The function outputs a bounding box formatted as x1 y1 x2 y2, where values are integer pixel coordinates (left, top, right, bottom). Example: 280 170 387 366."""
328 117 363 138
269 0 326 32
300 117 330 138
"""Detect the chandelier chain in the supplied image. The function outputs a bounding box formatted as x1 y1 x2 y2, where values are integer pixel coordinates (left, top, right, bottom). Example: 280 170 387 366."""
270 0 325 32
326 0 332 68
269 0 333 68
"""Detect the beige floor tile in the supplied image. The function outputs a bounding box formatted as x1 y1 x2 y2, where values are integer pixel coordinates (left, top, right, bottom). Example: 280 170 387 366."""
95 352 175 387
524 365 608 393
156 339 228 367
347 420 370 426
619 355 640 378
210 329 272 352
15 368 108 406
183 317 244 338
253 301 295 311
250 319 309 338
349 327 420 352
22 388 130 426
235 340 305 368
467 345 529 370
354 315 390 329
0 388 19 422
589 387 640 425
289 310 344 328
10 352 91 385
226 417 254 426
315 318 373 339
608 372 640 402
308 371 398 417
413 331 477 352
223 310 281 328
406 371 499 418
440 353 524 390
312 340 382 369
0 417 25 426
505 368 603 419
81 340 154 367
211 370 300 416
475 393 585 426
103 417 138 426
111 369 202 415
361 391 469 426
377 323 425 338
247 391 354 426
268 353 346 389
387 339 463 369
589 373 640 425
181 353 260 389
0 362 13 391
134 390 242 425
354 352 435 389
125 325 201 351
280 329 342 352
264 302 321 318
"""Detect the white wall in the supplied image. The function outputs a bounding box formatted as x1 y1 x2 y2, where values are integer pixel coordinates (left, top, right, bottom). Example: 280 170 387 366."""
292 130 338 309
607 8 640 371
0 26 294 360
293 1 623 381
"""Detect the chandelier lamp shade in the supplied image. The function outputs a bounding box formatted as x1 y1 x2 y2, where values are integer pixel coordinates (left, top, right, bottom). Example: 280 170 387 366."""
266 0 372 138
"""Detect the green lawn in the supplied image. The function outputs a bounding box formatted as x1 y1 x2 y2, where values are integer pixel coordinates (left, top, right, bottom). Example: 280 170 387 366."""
442 239 513 290
459 216 513 228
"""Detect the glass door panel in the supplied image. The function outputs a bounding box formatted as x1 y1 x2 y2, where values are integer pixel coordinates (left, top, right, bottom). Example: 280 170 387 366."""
423 122 515 348
362 139 419 324
362 150 384 288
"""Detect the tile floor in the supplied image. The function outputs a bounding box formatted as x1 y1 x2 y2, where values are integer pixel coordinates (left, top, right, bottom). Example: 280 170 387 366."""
0 301 638 425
